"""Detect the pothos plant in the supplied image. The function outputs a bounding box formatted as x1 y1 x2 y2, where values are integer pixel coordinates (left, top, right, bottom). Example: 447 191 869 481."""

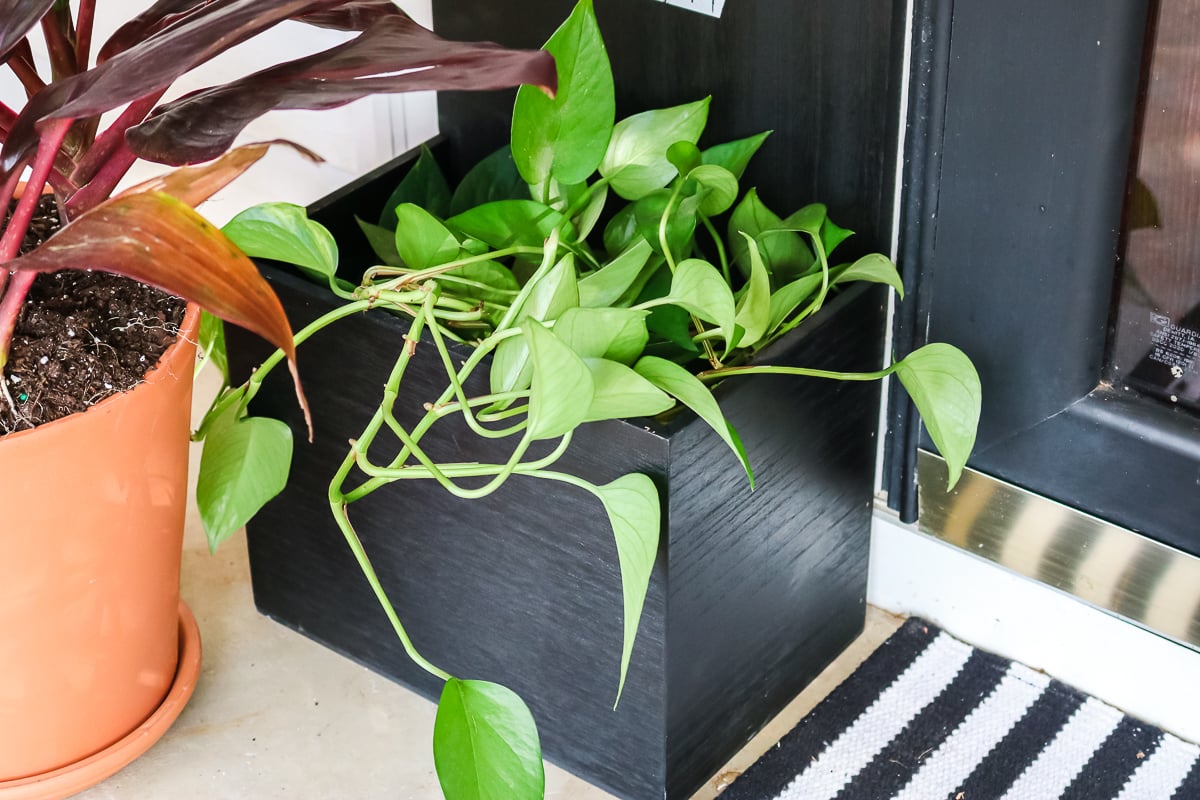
0 0 555 425
197 1 981 797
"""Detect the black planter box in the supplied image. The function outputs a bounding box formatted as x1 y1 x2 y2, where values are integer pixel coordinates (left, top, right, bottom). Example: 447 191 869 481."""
229 149 887 799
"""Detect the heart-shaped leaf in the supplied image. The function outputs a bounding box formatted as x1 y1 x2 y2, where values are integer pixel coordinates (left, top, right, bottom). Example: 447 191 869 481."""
582 359 673 422
448 200 567 252
701 131 771 180
688 164 739 216
578 239 654 308
392 203 461 270
634 356 752 486
450 146 527 217
599 98 711 200
782 202 827 237
197 412 293 552
196 311 229 383
554 307 649 364
666 141 702 177
668 258 736 341
891 343 981 489
602 203 640 257
633 189 699 258
832 252 905 299
820 215 854 258
433 679 544 800
512 0 613 186
222 201 338 282
441 261 519 305
380 145 452 224
588 473 660 703
490 249 577 397
523 319 594 440
357 217 404 266
729 189 813 283
767 273 823 332
733 233 771 349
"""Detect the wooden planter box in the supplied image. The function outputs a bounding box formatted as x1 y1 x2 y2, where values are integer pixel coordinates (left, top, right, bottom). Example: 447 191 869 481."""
228 150 886 799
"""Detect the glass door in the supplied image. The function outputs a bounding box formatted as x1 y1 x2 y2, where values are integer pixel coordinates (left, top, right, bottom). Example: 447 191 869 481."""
890 0 1200 644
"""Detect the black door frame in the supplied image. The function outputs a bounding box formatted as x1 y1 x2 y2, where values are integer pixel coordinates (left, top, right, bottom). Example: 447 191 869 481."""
887 0 1200 554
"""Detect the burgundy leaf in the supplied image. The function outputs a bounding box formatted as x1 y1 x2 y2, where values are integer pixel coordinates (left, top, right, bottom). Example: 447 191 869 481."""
0 0 53 62
117 140 323 208
1 0 343 181
295 1 410 31
98 0 214 63
6 190 310 429
126 16 557 165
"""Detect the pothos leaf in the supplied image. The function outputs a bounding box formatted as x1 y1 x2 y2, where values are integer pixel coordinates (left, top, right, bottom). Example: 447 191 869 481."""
634 356 753 487
433 680 544 800
582 359 673 422
392 203 461 270
668 258 736 342
380 145 452 225
832 253 905 299
891 343 981 489
588 473 660 704
511 0 614 186
732 233 771 349
701 130 771 180
196 311 228 383
450 146 526 217
523 318 594 441
221 201 338 281
600 98 711 200
554 307 649 364
578 239 654 308
196 411 293 553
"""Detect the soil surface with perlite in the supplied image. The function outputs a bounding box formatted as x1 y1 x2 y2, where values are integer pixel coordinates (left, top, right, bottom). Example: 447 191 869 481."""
0 195 187 433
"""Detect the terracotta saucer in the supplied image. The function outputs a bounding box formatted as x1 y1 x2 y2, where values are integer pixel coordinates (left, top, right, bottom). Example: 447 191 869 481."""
0 601 203 800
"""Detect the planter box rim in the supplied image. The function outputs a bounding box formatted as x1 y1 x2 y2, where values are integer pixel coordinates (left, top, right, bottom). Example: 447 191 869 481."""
256 259 875 443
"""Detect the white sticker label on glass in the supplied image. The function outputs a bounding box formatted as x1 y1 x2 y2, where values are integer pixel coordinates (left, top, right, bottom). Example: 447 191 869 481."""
658 0 725 19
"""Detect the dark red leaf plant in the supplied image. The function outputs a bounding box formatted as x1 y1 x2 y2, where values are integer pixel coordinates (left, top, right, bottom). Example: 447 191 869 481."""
0 0 556 423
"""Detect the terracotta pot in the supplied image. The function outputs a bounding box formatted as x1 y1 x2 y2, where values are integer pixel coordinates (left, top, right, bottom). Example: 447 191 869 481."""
0 303 202 787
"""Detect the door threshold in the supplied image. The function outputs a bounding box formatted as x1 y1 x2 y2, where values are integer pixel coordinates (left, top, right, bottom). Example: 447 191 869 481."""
869 501 1200 744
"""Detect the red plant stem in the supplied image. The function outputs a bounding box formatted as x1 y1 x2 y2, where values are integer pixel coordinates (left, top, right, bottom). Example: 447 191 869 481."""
7 52 46 97
0 101 17 131
40 12 78 81
65 140 137 217
0 170 20 298
71 91 163 186
75 0 97 70
0 119 73 368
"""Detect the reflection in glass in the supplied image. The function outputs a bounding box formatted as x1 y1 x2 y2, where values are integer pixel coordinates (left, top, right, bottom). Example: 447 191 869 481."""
1110 0 1200 413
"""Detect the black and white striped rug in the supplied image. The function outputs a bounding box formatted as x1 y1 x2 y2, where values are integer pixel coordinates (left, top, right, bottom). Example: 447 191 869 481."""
722 618 1200 800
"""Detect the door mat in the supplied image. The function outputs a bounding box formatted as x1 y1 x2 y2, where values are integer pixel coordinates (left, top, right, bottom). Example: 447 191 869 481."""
720 618 1200 800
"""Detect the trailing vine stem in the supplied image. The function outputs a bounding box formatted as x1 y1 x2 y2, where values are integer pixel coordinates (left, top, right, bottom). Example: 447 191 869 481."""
323 292 453 683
